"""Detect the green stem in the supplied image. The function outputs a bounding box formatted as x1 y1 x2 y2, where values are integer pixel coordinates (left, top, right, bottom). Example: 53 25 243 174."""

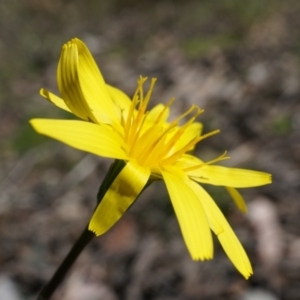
36 160 125 300
96 160 125 203
36 227 94 300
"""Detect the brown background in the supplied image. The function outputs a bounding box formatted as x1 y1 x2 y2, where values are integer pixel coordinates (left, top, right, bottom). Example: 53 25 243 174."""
0 1 300 299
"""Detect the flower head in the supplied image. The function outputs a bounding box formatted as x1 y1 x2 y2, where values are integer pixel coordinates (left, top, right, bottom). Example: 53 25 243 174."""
30 38 271 278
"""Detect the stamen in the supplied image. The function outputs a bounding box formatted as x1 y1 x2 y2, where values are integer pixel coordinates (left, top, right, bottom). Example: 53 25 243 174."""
130 78 157 143
158 107 203 158
124 96 137 142
142 134 167 164
182 151 230 172
159 119 194 158
141 134 168 166
138 79 144 106
150 105 199 149
131 125 165 161
122 77 220 170
154 97 175 125
161 135 201 166
139 78 157 113
205 151 230 165
128 111 149 154
141 120 181 158
168 105 197 128
124 78 146 142
197 129 220 142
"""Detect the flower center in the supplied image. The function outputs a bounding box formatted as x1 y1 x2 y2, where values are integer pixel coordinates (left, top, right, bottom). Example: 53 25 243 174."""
122 77 218 169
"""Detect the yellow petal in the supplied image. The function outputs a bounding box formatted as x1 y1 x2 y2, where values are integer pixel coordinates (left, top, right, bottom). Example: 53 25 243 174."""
147 104 170 124
105 84 132 134
89 160 150 235
161 166 213 260
57 40 92 121
137 104 170 136
57 38 120 124
40 88 71 112
106 84 131 114
75 39 120 124
174 122 203 151
174 154 204 170
30 119 128 160
191 165 272 188
226 187 247 213
188 180 253 278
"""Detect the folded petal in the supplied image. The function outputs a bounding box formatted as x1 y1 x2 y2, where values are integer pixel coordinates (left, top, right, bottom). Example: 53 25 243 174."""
226 187 247 213
161 166 213 260
40 88 71 112
57 38 120 124
75 39 120 123
188 180 253 278
57 40 92 121
30 119 128 160
191 165 272 188
89 160 150 235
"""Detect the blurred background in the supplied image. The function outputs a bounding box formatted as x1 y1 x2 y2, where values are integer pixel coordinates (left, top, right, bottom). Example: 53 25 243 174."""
1 0 300 299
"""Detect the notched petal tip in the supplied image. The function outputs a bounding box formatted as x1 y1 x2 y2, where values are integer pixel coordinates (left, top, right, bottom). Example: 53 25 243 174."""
188 181 253 278
192 253 213 261
267 173 272 183
71 37 84 46
243 270 253 280
88 225 100 236
161 168 213 261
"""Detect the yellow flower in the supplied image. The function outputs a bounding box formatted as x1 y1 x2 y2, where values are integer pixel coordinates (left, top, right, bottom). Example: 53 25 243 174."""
30 38 271 278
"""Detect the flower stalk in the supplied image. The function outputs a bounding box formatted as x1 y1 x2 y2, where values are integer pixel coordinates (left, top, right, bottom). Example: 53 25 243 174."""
36 227 94 300
37 160 125 299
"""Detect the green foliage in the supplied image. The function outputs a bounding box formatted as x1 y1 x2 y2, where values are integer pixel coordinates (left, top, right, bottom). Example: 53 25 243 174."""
179 0 281 57
271 115 293 135
12 122 47 153
182 33 241 58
